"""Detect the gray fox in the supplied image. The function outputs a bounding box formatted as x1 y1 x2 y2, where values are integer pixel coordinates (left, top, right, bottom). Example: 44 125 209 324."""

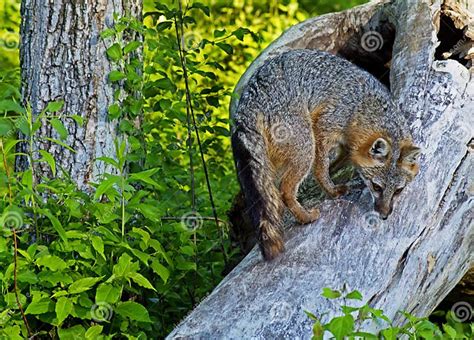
231 49 420 260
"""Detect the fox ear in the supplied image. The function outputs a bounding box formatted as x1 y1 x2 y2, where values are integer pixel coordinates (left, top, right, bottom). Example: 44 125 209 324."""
399 145 421 177
369 138 390 160
401 145 421 164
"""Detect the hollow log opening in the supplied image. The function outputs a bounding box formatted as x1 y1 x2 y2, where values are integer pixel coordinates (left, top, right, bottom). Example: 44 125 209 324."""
338 22 396 88
435 14 469 66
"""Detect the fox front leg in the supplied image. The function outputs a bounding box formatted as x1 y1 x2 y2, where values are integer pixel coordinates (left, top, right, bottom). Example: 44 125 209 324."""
314 141 348 198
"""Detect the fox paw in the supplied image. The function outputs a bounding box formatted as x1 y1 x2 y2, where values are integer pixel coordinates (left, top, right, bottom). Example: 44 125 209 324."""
296 208 320 224
330 184 348 198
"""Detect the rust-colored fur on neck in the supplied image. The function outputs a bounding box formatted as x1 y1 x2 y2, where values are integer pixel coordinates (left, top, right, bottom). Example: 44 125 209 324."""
347 125 391 168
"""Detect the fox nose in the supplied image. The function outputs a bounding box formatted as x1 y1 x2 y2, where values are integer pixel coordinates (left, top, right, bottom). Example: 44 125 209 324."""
375 205 392 220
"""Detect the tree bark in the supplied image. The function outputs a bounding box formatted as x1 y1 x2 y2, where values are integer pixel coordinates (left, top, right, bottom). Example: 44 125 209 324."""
19 0 142 190
169 0 473 338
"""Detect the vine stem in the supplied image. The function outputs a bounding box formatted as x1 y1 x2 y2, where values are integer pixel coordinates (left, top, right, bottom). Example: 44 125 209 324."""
13 230 32 337
0 140 13 204
174 0 228 265
161 216 229 226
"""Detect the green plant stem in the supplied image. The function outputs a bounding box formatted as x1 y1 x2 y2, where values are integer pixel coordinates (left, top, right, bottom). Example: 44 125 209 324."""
121 172 126 239
0 139 13 204
12 229 32 337
175 0 228 265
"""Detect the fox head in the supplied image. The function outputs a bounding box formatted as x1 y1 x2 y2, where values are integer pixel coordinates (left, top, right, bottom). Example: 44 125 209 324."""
352 136 421 219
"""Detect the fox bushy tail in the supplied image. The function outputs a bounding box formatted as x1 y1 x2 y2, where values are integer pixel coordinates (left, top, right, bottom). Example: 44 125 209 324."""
231 123 284 260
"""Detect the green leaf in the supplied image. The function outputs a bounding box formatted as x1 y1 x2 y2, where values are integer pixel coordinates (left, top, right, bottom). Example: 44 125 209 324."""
304 310 318 321
44 100 64 113
38 150 57 176
96 156 119 169
327 315 354 340
25 299 54 315
36 255 67 271
3 139 21 155
341 305 359 314
85 325 103 339
106 43 122 62
180 245 194 256
0 118 13 136
58 325 86 339
93 175 121 201
133 204 161 221
71 115 84 126
442 324 457 339
96 226 120 243
116 301 151 323
313 320 324 340
69 276 103 294
322 287 341 299
39 209 68 244
17 117 30 135
351 331 377 339
381 327 399 340
51 118 68 140
109 70 126 82
129 272 156 291
216 42 233 55
151 260 170 284
96 284 121 304
213 29 226 38
0 99 25 113
129 168 162 188
132 227 150 247
42 137 76 153
130 248 150 265
55 297 73 325
155 77 175 92
123 41 141 54
345 290 363 301
100 28 115 39
191 2 210 16
108 103 121 119
91 236 105 259
176 260 196 271
156 21 172 31
32 119 42 134
232 27 251 41
206 95 219 107
113 253 134 277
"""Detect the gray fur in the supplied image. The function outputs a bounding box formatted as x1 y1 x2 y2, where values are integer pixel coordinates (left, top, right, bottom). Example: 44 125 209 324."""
231 49 420 258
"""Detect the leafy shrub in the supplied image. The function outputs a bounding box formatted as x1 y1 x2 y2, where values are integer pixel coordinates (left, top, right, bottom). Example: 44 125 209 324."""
307 288 474 339
0 1 322 338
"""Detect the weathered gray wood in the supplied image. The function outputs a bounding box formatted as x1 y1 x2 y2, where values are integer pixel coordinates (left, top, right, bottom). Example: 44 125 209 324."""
19 0 142 190
169 0 473 338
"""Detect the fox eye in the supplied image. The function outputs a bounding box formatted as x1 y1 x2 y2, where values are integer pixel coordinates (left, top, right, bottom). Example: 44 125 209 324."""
371 182 383 193
394 187 404 195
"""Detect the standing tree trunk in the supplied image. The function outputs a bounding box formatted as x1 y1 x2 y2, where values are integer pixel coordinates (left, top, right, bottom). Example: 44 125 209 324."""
169 0 473 338
19 0 142 190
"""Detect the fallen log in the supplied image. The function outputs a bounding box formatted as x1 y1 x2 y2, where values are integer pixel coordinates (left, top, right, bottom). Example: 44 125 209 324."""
168 0 473 337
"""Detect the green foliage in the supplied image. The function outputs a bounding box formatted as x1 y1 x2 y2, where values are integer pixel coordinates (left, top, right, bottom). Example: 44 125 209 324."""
0 0 335 338
307 288 474 339
0 0 469 333
0 0 20 69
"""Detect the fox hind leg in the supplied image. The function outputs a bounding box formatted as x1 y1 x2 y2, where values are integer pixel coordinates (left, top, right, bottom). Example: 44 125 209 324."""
278 145 320 224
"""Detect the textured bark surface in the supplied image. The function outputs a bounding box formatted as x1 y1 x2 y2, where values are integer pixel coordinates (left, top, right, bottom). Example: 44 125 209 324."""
169 0 473 338
19 0 142 190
